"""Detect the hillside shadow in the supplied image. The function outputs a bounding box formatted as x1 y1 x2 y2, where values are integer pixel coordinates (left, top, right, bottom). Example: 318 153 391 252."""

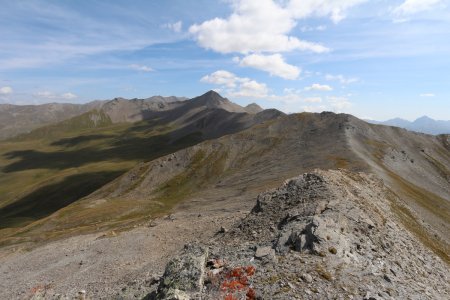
2 104 256 173
50 134 115 147
2 129 204 173
0 170 124 229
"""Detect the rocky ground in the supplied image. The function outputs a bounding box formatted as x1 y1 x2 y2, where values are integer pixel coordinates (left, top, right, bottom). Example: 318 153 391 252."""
153 170 449 300
1 169 448 299
0 201 250 299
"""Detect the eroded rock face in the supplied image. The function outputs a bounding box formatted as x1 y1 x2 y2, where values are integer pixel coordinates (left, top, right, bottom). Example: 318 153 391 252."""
156 245 208 300
154 170 449 300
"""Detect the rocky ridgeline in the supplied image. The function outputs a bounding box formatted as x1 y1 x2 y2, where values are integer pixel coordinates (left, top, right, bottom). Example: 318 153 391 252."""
152 170 449 300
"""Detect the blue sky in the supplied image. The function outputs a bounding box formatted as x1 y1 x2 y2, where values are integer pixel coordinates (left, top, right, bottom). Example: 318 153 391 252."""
0 0 449 120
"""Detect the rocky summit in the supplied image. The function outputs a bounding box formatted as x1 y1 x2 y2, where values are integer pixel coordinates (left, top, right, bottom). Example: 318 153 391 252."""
153 170 449 300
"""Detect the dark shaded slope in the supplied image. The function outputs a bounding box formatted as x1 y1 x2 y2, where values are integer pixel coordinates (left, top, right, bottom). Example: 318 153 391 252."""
0 171 123 228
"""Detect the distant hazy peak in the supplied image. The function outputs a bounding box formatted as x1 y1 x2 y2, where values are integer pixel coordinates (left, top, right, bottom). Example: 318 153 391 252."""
414 116 436 124
366 115 450 135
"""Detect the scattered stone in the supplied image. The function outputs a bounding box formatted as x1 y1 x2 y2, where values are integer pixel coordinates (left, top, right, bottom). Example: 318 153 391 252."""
210 268 223 276
147 274 161 285
301 273 313 283
206 258 224 269
78 290 86 300
255 246 274 258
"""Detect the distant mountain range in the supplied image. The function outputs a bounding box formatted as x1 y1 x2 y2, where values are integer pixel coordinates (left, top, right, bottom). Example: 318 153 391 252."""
0 96 189 140
367 116 450 135
0 94 266 140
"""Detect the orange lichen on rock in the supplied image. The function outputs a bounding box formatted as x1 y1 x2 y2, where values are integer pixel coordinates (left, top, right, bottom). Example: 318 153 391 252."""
220 265 257 300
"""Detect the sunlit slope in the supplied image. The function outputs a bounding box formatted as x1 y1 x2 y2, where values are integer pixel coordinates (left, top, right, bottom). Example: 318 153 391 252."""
346 118 450 258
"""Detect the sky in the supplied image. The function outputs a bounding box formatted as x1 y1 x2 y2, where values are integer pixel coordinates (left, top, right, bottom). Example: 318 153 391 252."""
0 0 449 121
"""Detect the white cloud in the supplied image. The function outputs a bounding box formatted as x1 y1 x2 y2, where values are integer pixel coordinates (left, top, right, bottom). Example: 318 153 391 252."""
163 21 183 33
201 71 356 114
34 91 54 99
420 93 435 97
304 83 333 91
61 92 77 99
328 96 352 112
0 86 13 95
189 1 370 80
325 74 358 84
302 105 328 113
304 97 323 103
277 93 351 113
228 80 269 98
201 70 240 88
189 0 330 54
201 70 268 98
288 0 368 23
129 64 153 72
236 54 301 80
267 89 323 105
393 0 443 16
33 91 78 101
300 25 327 32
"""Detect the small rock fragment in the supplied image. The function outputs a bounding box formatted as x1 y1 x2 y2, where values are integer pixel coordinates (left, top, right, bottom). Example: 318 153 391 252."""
301 273 313 283
255 246 274 258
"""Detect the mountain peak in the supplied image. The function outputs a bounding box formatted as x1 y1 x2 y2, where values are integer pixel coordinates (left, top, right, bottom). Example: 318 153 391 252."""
244 103 263 114
189 90 250 113
194 90 227 105
203 90 222 97
415 115 433 121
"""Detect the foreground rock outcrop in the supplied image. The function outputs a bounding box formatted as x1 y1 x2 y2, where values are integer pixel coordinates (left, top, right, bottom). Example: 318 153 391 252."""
153 169 449 299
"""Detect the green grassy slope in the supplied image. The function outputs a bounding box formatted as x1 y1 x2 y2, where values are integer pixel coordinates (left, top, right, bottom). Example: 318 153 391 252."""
0 112 203 232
